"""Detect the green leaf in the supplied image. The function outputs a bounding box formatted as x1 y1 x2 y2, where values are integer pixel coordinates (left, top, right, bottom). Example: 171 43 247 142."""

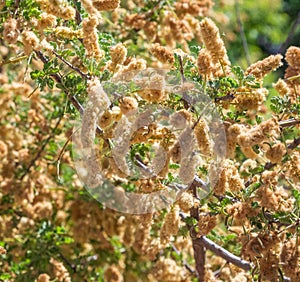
244 182 261 197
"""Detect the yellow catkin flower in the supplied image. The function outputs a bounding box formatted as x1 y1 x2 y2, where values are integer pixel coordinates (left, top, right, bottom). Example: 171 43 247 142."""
37 13 57 31
285 151 300 184
226 201 259 222
3 18 19 44
245 54 283 81
117 58 147 81
150 43 175 64
36 0 76 20
194 118 211 156
197 213 217 237
175 0 214 18
22 31 40 55
197 48 213 78
92 0 120 11
160 206 180 244
124 13 146 29
265 143 286 164
210 160 243 194
50 258 71 282
37 274 51 282
233 87 268 110
54 26 83 40
80 0 100 16
273 78 290 97
199 17 231 75
164 12 184 43
261 170 278 186
176 192 194 213
143 21 157 41
152 257 187 281
284 46 300 101
82 15 104 60
137 73 167 102
257 186 281 211
119 96 138 115
285 46 300 68
226 124 245 159
237 117 279 148
108 43 127 71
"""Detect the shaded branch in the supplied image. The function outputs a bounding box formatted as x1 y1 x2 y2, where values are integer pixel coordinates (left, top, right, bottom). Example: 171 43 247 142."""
171 244 196 275
72 0 82 25
19 111 64 180
192 241 206 281
287 135 300 150
234 0 251 65
279 11 300 53
279 118 300 128
194 236 252 271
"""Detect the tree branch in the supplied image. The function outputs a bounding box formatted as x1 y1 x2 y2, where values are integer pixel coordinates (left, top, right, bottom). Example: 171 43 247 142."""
35 51 85 114
279 118 300 128
35 51 103 136
72 0 82 25
192 241 206 281
234 0 251 65
279 11 300 53
194 236 252 271
19 110 64 180
171 244 196 275
52 50 91 80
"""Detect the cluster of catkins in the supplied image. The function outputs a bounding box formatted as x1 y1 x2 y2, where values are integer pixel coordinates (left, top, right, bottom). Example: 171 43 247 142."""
1 0 300 281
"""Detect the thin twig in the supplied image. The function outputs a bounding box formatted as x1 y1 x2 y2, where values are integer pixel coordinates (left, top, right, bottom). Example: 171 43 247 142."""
245 134 300 186
13 0 20 17
19 113 64 180
35 51 103 136
279 11 300 54
194 236 252 271
234 0 251 65
171 244 196 275
179 55 186 84
35 51 85 114
52 50 91 80
279 118 300 128
287 135 300 150
72 0 82 25
178 55 190 110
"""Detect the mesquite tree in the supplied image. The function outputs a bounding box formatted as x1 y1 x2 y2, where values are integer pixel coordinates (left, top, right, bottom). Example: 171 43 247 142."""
0 1 299 282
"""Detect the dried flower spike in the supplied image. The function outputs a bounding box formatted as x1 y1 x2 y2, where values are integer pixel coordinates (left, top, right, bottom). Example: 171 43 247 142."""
245 54 283 81
150 43 175 65
199 17 231 75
